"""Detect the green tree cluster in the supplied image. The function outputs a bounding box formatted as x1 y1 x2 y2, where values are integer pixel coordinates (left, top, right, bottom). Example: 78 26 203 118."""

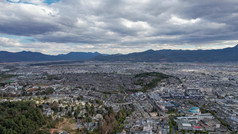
0 101 52 134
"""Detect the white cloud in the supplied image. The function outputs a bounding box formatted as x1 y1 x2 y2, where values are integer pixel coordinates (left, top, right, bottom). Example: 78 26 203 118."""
121 19 151 30
0 37 22 47
169 15 200 25
75 18 87 27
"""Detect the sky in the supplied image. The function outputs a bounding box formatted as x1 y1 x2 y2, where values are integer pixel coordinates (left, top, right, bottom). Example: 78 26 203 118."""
0 0 238 55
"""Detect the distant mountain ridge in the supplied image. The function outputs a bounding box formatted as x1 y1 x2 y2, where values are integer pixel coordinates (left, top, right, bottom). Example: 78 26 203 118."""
0 51 100 62
92 44 238 62
1 45 238 63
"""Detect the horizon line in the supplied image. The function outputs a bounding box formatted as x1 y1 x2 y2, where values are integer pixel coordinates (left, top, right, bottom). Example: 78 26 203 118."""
1 44 237 56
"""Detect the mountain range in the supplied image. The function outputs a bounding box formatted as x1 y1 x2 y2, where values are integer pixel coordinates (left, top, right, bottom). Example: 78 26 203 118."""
93 45 238 62
0 44 238 63
0 51 100 62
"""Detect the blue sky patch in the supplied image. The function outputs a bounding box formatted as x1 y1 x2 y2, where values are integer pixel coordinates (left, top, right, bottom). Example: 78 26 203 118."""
44 0 60 5
6 0 21 3
6 0 60 5
0 34 35 43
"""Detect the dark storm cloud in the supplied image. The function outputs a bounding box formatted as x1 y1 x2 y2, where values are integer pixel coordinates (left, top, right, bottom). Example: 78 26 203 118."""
36 32 118 44
0 21 59 36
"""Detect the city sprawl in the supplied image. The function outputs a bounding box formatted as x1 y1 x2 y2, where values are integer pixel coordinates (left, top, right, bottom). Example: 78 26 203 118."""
0 62 238 134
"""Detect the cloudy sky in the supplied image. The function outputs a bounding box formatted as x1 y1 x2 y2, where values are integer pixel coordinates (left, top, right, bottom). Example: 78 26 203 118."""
0 0 238 54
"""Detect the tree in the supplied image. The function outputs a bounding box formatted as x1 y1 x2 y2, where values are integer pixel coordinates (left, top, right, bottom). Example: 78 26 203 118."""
0 101 54 134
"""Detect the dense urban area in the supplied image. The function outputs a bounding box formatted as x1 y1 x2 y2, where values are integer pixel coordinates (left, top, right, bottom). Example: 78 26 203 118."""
0 62 238 134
